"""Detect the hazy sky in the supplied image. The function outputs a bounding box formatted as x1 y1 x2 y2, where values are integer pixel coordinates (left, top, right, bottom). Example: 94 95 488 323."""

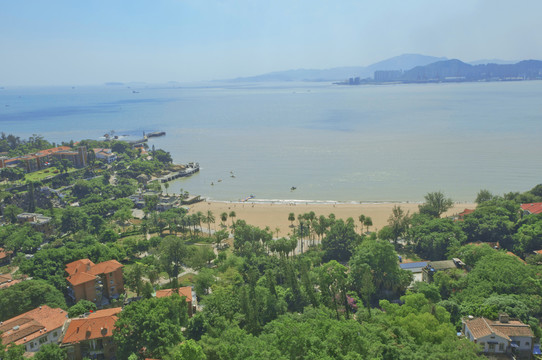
2 0 542 86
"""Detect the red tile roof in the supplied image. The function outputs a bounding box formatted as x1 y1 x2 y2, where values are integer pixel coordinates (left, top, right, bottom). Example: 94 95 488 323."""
464 317 534 340
0 273 12 284
155 287 192 302
65 259 122 286
459 208 475 216
66 272 97 286
0 306 67 346
88 260 123 275
0 278 22 289
65 259 95 276
35 146 71 157
0 247 11 261
521 202 542 215
62 307 122 344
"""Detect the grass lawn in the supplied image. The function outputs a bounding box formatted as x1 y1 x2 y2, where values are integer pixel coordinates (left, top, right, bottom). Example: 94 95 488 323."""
24 169 58 182
24 167 81 183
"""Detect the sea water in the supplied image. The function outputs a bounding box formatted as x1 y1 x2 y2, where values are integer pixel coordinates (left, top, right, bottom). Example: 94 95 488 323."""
1 81 541 202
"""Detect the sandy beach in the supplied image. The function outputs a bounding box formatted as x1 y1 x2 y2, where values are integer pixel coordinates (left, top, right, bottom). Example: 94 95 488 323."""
188 201 476 237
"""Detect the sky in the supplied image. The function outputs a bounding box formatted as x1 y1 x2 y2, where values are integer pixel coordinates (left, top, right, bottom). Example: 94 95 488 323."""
2 0 542 86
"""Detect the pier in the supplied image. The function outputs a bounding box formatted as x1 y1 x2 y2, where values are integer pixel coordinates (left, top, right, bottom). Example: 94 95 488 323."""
159 162 200 183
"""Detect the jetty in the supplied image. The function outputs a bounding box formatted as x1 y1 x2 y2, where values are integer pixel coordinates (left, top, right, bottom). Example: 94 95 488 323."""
146 131 166 138
159 162 200 183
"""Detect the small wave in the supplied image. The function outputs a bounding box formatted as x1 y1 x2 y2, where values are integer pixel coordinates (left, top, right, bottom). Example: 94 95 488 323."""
203 197 424 205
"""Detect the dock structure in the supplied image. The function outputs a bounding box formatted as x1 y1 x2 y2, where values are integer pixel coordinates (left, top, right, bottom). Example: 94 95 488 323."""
159 162 199 183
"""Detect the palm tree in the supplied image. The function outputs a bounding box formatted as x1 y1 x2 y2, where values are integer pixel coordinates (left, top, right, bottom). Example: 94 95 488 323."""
164 182 169 195
364 216 373 233
229 211 236 227
196 211 204 232
205 210 215 235
288 212 295 228
358 214 366 235
220 212 228 228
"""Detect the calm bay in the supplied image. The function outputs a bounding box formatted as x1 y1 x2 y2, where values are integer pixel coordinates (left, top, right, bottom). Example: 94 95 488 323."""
1 80 541 202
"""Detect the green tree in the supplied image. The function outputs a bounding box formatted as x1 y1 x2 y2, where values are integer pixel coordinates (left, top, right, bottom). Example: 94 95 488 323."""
317 260 349 319
159 235 188 281
358 214 366 235
165 339 206 360
114 296 189 360
408 217 466 260
60 206 89 233
349 240 412 299
461 202 516 248
513 221 542 254
214 229 229 249
220 212 228 228
3 344 25 360
34 343 67 360
0 280 67 321
475 189 496 204
194 268 215 296
205 210 215 235
68 299 97 318
453 243 496 267
321 219 361 262
418 191 454 218
387 205 410 244
363 216 373 233
2 204 23 224
26 181 36 213
125 262 145 296
347 262 374 314
229 211 236 228
288 212 295 228
114 207 133 232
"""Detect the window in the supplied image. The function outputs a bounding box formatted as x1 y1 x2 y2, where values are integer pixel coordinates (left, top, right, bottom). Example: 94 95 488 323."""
39 336 47 344
499 343 504 351
489 343 495 352
53 331 58 338
516 341 521 347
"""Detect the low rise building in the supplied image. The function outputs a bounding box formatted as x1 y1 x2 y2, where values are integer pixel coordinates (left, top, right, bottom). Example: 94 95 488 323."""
0 273 22 290
61 307 122 360
93 148 117 164
155 287 196 316
422 258 465 282
0 305 68 353
521 202 542 216
399 261 428 285
0 247 11 266
463 314 534 359
66 259 124 306
16 212 53 235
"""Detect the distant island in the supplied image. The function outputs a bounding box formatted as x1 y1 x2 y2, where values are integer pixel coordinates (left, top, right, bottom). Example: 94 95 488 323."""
225 54 542 85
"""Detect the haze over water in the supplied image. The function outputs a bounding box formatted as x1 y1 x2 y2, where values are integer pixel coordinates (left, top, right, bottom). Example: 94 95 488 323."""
1 80 541 203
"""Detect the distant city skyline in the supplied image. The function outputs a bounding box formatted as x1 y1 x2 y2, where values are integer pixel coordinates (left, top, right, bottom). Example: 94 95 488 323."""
2 0 542 86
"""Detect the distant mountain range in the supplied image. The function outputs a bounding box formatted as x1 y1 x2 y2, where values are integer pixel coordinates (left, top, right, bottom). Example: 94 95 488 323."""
227 54 540 83
395 59 542 83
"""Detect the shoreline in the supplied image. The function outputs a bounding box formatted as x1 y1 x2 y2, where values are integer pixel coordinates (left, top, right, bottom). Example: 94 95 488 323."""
187 199 476 237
